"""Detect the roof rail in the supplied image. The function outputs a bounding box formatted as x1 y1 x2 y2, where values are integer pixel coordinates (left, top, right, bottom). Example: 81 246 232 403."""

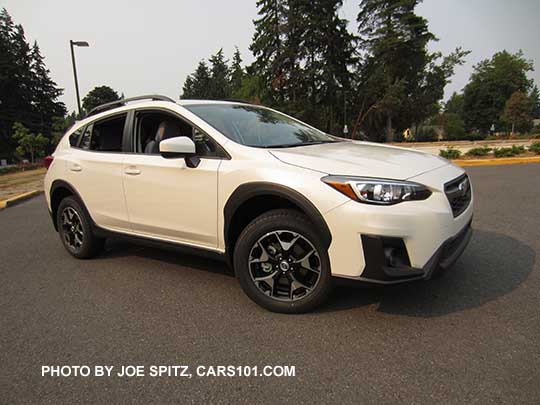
220 98 248 104
87 95 175 117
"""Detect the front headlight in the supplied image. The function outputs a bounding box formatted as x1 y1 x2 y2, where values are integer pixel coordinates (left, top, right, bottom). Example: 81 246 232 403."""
322 176 431 205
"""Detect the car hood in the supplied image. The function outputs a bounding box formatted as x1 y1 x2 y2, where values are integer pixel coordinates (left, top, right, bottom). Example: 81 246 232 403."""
270 141 450 180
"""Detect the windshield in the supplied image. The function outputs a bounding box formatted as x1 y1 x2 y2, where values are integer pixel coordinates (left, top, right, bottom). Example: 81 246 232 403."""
184 104 339 148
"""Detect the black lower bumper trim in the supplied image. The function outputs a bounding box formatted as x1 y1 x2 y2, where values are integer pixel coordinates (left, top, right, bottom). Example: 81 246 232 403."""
359 220 472 283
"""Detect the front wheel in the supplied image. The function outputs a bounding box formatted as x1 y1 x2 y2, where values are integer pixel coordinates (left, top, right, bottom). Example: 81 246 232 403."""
233 209 332 313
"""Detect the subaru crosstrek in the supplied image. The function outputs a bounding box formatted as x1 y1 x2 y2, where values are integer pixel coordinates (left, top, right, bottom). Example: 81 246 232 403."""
44 95 473 313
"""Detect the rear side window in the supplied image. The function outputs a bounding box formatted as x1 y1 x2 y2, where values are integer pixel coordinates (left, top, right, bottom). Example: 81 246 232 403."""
80 114 127 152
68 127 84 147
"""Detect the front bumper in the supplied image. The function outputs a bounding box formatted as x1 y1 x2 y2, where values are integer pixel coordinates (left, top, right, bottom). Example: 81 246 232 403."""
358 220 472 283
322 163 473 280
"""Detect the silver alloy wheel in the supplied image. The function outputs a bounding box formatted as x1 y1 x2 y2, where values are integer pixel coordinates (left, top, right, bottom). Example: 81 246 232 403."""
61 206 84 250
248 230 322 302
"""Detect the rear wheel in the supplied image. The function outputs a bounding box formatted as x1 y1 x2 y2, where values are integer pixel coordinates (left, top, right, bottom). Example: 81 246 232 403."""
234 209 332 313
56 196 104 259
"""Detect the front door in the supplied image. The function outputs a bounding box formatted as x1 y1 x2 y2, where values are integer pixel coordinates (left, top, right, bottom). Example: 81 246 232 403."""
121 109 224 249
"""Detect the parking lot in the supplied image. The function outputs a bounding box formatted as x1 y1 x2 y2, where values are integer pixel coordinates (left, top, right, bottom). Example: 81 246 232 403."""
1 164 539 403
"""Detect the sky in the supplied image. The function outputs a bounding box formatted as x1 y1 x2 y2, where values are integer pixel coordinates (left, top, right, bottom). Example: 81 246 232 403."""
2 0 539 113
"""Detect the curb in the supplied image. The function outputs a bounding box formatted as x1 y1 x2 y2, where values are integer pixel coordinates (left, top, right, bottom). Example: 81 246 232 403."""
453 156 540 167
0 190 42 210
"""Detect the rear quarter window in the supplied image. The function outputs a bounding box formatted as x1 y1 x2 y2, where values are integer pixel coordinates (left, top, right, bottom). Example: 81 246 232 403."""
68 127 84 147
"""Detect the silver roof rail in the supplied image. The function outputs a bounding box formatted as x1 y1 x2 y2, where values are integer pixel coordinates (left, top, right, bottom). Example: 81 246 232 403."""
87 95 175 117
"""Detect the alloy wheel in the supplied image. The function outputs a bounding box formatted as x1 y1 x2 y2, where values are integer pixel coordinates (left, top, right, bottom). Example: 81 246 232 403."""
61 206 84 251
248 230 322 302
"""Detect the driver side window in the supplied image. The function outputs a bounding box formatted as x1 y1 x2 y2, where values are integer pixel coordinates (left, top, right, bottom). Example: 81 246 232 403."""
134 110 225 158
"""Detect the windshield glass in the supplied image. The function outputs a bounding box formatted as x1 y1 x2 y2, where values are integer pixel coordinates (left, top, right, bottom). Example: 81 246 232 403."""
184 104 339 148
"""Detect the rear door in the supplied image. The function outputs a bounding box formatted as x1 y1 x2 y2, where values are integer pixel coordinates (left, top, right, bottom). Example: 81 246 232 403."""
121 108 224 249
64 112 130 232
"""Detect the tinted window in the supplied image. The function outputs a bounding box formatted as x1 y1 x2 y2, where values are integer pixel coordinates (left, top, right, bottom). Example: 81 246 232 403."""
79 126 91 149
135 110 224 158
69 127 84 147
88 114 127 152
184 104 339 148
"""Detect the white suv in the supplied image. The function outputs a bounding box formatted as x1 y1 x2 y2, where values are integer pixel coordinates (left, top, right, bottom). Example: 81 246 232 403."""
44 95 473 313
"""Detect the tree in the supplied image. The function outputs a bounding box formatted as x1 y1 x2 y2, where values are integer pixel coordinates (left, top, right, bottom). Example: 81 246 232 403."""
12 122 48 163
445 92 464 117
353 0 467 141
0 9 65 158
181 60 212 99
82 86 120 113
298 0 357 133
443 113 466 140
51 113 76 145
208 48 230 99
230 47 245 97
249 0 357 133
501 91 532 134
529 85 540 119
250 0 288 105
462 50 533 133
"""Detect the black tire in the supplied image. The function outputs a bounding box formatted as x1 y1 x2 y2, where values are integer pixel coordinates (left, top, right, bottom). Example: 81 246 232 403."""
233 209 332 313
56 196 104 259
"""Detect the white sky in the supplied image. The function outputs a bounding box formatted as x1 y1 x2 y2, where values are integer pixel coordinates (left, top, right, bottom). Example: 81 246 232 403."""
2 0 539 113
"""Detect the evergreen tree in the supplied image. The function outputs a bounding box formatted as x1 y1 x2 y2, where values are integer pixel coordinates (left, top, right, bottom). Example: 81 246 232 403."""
300 0 357 132
208 48 230 99
230 47 245 97
30 42 66 135
353 0 466 141
250 0 288 104
181 60 211 99
529 85 540 119
0 8 65 159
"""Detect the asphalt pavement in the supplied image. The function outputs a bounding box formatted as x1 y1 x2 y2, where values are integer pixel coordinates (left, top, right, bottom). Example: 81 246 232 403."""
1 164 539 403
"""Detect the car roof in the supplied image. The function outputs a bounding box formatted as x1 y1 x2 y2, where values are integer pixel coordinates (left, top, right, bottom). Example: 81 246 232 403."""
68 98 256 133
177 99 249 106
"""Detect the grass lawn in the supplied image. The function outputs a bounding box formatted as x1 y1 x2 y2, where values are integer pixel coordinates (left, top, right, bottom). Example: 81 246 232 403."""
0 168 46 201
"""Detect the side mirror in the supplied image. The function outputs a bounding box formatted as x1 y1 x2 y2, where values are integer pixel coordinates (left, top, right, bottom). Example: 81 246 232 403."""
159 137 200 168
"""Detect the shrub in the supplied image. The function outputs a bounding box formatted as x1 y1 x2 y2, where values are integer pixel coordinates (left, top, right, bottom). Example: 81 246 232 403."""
466 146 492 157
493 145 525 158
439 148 462 159
529 142 540 154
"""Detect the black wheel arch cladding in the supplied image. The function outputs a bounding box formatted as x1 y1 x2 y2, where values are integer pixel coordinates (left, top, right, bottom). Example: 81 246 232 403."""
223 182 332 254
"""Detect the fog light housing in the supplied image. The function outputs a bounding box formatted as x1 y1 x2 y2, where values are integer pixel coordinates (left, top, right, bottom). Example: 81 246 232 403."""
382 239 410 268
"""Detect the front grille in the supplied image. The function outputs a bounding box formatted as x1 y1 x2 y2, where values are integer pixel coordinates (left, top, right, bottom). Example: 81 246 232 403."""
444 174 471 217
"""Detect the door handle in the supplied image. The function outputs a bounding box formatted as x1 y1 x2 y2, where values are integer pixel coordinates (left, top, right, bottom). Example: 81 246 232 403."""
124 166 141 175
69 163 82 172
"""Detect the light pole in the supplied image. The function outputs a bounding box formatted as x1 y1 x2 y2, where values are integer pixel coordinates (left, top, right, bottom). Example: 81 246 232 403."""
69 40 89 116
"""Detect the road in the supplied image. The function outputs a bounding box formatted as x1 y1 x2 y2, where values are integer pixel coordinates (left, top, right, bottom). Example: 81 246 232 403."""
1 164 539 403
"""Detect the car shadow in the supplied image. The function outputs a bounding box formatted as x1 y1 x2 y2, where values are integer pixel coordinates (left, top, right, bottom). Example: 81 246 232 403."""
320 229 536 317
94 229 535 317
97 238 234 278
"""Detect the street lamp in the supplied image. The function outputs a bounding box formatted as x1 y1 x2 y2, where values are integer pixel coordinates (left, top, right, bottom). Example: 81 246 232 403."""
69 40 89 116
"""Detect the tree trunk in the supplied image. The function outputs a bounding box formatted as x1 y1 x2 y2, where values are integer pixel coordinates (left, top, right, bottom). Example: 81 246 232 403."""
385 115 393 142
511 122 515 136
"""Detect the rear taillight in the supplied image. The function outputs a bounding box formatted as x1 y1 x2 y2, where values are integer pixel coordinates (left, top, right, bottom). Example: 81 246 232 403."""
44 156 54 170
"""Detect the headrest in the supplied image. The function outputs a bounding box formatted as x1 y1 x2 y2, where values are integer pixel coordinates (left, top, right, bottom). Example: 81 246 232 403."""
155 120 181 142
